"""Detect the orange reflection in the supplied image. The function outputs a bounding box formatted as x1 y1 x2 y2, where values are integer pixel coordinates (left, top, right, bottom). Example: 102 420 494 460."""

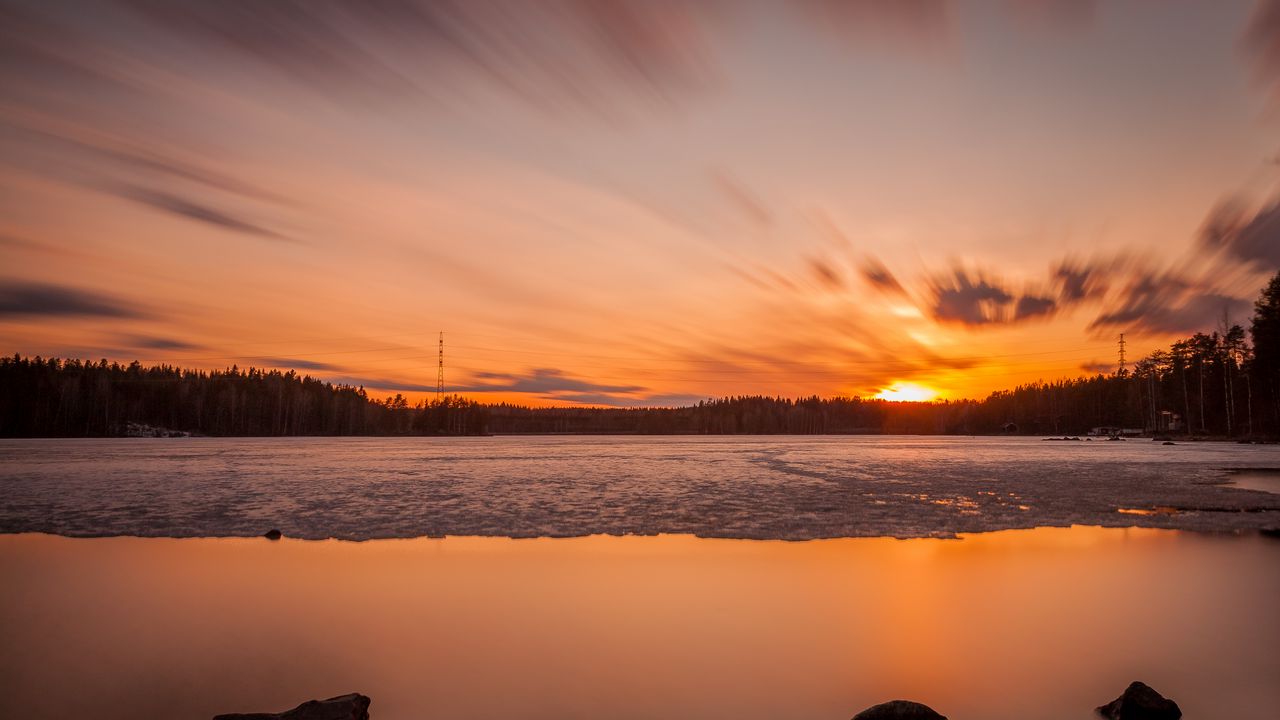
0 528 1276 720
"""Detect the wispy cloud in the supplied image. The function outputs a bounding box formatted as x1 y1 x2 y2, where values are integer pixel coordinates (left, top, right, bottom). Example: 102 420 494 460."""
0 281 143 318
125 0 722 113
121 334 202 351
1087 270 1250 335
808 257 847 291
798 0 952 50
1244 0 1280 97
457 368 645 396
109 185 292 242
1080 360 1114 374
860 258 906 295
258 357 340 371
712 171 773 227
1199 197 1280 270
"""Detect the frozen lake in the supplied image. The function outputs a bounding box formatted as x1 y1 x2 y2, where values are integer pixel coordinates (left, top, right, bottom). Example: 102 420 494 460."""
1 436 1278 539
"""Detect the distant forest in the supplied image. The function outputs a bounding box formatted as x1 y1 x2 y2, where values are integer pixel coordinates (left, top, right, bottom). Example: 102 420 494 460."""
4 273 1280 439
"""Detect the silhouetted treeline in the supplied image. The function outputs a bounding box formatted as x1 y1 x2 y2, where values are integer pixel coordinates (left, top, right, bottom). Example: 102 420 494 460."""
4 272 1279 439
0 358 485 437
483 396 950 435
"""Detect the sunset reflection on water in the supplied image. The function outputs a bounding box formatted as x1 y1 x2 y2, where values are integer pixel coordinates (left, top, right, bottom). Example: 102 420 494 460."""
1 527 1276 719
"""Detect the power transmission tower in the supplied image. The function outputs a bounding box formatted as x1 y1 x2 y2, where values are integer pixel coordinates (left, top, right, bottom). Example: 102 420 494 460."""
436 331 444 401
1117 333 1127 376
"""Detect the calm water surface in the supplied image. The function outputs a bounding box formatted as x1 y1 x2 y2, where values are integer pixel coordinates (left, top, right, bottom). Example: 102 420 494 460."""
0 528 1276 720
1 436 1278 539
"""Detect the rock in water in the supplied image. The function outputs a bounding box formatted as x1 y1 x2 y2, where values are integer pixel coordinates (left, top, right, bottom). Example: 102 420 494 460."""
1096 681 1181 719
263 529 282 540
213 693 370 720
851 700 947 720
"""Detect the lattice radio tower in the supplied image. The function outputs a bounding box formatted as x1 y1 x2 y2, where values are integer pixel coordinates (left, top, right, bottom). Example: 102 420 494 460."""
436 331 444 401
1117 333 1127 376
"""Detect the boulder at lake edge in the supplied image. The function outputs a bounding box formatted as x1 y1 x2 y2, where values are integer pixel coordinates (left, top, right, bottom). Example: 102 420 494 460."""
213 692 370 720
1096 681 1181 720
851 699 947 720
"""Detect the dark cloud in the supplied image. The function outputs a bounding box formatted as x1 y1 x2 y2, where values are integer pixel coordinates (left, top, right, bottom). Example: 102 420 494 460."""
125 0 719 111
808 258 846 291
930 269 1015 325
861 258 906 295
1080 360 1114 374
1053 259 1108 303
459 368 644 395
106 149 287 204
122 334 202 351
259 357 339 371
1014 294 1056 320
1199 198 1280 270
1087 270 1250 335
0 119 290 206
1244 0 1280 96
110 185 292 242
0 280 142 318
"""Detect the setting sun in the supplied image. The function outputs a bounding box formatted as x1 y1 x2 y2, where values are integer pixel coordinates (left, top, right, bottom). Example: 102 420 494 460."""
875 383 939 403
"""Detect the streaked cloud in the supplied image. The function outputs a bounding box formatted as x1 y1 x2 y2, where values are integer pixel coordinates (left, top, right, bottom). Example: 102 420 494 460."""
1014 294 1056 320
1199 197 1280 270
258 357 340 372
457 368 645 396
808 257 847 291
860 259 906 295
712 171 773 227
797 0 951 50
1244 0 1280 96
929 269 1015 325
126 0 722 112
0 281 143 318
1079 360 1114 374
108 186 292 242
121 335 202 351
1087 271 1250 335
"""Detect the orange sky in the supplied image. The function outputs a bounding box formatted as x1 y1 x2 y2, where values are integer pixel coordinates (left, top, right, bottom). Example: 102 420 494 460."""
2 1 1279 406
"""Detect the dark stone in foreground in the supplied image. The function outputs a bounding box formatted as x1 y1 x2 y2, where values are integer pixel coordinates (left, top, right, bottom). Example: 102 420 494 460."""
1096 681 1181 719
213 693 369 720
851 700 947 720
263 528 282 540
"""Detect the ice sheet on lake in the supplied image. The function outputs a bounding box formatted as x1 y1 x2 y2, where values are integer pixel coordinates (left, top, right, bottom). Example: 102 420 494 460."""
1 436 1278 540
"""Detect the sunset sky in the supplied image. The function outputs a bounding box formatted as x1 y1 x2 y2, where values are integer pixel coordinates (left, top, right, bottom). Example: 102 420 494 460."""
2 0 1279 406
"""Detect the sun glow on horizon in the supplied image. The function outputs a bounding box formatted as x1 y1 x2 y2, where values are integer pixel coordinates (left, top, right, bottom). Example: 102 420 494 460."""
874 383 939 403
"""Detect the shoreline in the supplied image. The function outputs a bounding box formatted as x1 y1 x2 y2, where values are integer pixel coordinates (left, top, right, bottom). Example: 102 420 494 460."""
4 431 1278 440
2 521 1279 544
